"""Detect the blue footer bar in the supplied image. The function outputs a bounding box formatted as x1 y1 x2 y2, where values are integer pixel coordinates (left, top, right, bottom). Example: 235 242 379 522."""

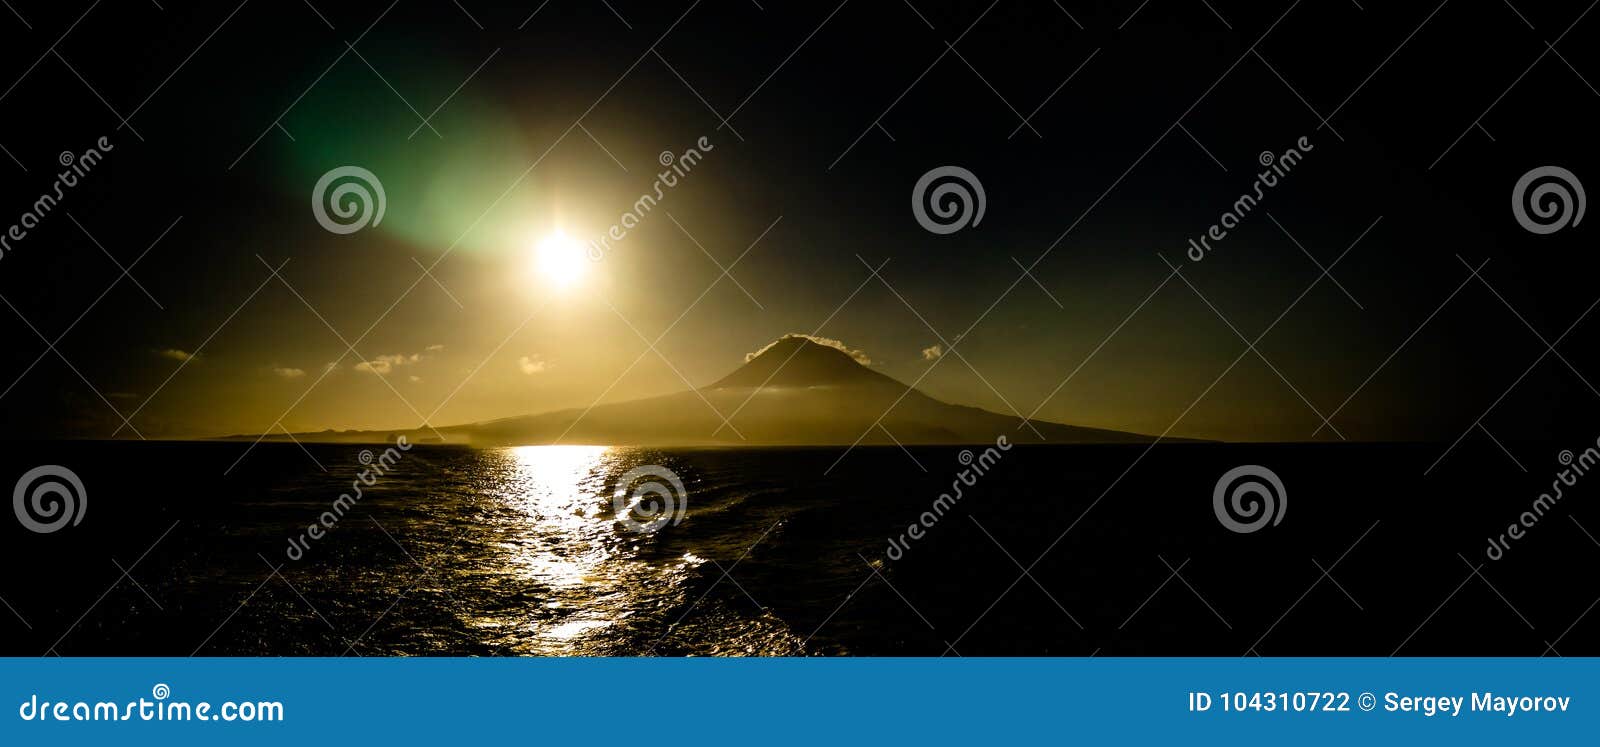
1 658 1592 745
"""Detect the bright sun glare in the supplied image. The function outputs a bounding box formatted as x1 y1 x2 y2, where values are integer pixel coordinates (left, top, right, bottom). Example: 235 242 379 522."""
536 232 588 289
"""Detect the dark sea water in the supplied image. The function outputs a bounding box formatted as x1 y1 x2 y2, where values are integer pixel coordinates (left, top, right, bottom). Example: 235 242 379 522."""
0 439 1594 656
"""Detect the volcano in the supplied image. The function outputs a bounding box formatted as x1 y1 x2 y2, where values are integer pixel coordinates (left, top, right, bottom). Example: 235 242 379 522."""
243 335 1168 446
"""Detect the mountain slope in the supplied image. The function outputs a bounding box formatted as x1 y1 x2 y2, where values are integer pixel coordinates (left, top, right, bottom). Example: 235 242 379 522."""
232 336 1174 446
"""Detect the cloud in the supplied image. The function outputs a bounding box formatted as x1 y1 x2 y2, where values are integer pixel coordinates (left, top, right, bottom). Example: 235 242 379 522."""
355 353 421 375
272 366 306 379
408 375 422 383
324 362 340 374
745 334 871 365
160 348 195 362
518 355 547 375
921 344 943 360
425 344 445 352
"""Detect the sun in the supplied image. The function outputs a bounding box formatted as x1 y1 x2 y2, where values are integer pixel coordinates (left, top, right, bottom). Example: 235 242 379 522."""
535 231 589 289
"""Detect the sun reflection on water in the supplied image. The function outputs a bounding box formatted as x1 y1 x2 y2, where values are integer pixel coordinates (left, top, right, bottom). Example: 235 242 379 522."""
501 445 613 589
469 445 705 654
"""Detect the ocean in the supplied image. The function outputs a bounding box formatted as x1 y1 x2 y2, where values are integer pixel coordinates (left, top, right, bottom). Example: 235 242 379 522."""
0 439 1590 656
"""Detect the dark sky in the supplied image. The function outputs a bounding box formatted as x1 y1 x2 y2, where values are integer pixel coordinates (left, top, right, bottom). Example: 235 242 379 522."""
1 0 1597 442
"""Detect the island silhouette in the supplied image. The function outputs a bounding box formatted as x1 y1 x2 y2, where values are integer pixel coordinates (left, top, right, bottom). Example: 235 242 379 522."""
228 335 1174 446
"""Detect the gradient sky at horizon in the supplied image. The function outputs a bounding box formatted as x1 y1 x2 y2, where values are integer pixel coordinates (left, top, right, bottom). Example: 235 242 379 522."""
2 1 1598 442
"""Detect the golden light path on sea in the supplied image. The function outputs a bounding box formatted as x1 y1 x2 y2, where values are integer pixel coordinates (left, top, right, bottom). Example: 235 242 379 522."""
506 445 612 588
471 445 703 654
